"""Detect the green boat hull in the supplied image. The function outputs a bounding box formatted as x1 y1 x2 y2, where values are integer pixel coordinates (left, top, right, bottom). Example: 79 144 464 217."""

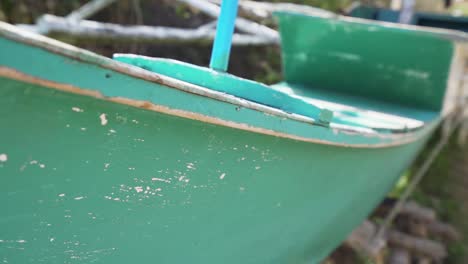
0 10 460 263
0 78 434 263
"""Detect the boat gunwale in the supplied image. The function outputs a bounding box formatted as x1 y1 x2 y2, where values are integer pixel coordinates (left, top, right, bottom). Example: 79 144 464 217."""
280 9 468 43
0 21 439 148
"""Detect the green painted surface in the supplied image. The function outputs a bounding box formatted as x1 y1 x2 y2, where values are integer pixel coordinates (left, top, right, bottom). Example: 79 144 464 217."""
113 55 330 124
0 18 452 263
272 82 439 132
0 33 433 146
276 12 454 112
0 78 433 263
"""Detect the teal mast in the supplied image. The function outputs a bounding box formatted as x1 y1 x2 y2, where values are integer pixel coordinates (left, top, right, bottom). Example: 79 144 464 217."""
209 0 239 72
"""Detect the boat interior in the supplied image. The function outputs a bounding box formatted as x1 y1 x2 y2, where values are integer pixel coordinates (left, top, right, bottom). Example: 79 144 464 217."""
116 12 456 134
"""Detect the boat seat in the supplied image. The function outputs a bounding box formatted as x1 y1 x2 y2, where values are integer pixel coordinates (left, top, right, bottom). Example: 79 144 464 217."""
272 82 438 133
114 54 435 133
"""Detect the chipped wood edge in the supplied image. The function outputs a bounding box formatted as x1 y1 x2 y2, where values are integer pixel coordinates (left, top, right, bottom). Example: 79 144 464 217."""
0 67 430 148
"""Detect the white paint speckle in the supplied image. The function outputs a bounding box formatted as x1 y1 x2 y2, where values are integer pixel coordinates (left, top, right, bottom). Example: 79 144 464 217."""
16 240 26 244
329 51 362 61
58 193 65 197
99 113 108 126
151 177 171 183
404 69 429 80
80 127 87 131
0 154 7 162
104 163 110 169
186 163 196 170
219 173 226 180
39 164 45 169
74 196 85 200
71 107 84 112
109 129 116 134
134 186 143 193
50 238 55 242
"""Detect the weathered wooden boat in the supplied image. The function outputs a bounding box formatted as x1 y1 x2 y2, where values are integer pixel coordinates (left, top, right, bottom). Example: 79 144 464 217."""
0 2 465 263
349 4 468 32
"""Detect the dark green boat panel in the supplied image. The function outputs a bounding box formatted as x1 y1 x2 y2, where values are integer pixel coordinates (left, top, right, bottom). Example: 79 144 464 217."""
276 12 454 112
349 6 468 33
0 78 433 263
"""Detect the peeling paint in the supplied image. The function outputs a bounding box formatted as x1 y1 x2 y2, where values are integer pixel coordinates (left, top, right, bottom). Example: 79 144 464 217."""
99 113 108 126
403 69 430 80
328 51 362 62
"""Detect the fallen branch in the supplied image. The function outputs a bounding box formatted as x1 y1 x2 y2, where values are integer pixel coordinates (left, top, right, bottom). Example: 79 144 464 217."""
345 220 380 256
388 247 411 264
345 220 449 261
373 199 436 223
237 0 334 19
176 0 279 40
387 229 447 260
427 221 461 241
18 14 276 46
400 201 436 222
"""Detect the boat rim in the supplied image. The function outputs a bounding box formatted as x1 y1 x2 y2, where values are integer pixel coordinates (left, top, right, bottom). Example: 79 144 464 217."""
0 21 439 148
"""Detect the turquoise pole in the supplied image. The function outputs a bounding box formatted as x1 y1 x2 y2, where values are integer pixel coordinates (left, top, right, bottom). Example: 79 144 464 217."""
209 0 239 72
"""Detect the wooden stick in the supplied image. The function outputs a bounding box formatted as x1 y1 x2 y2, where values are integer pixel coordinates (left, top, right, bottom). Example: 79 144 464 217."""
237 0 334 19
400 201 436 222
427 221 461 241
387 230 447 260
17 15 275 46
177 0 279 40
345 220 449 261
388 247 411 264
